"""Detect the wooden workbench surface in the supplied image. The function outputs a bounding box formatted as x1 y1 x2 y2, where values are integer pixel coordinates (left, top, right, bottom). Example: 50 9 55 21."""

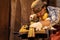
19 25 47 38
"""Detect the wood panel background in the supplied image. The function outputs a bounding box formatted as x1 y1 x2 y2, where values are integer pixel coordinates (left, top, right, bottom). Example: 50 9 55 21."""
48 0 56 6
0 0 10 40
10 0 34 40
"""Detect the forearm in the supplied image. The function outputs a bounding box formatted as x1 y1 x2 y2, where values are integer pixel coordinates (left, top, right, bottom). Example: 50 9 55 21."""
40 20 51 26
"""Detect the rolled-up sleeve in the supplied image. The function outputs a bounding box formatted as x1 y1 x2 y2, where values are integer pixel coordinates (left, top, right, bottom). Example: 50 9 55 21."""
47 6 59 25
49 12 57 23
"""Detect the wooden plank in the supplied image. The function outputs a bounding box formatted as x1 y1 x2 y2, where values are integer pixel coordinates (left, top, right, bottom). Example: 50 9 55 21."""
19 25 28 34
28 27 35 37
0 0 10 40
10 0 17 40
36 30 46 34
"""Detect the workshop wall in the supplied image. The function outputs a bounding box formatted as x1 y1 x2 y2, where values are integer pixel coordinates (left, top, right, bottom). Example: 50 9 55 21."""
10 0 34 40
0 0 10 40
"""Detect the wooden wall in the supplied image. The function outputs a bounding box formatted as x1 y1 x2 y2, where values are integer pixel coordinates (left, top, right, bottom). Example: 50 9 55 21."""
48 0 56 6
10 0 34 40
0 0 10 40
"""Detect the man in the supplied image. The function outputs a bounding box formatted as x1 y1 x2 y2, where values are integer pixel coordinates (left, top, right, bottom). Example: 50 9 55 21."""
29 0 60 31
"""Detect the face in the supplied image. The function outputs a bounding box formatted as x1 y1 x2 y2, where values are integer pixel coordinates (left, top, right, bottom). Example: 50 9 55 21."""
32 6 41 13
37 7 46 17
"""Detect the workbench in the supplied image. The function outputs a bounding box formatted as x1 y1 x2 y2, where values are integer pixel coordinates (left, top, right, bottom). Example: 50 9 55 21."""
17 25 56 40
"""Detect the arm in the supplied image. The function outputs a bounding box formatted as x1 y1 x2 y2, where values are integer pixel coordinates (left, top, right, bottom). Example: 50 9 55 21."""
40 19 51 26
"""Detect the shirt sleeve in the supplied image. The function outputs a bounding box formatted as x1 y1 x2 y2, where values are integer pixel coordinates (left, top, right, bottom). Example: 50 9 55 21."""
47 6 59 25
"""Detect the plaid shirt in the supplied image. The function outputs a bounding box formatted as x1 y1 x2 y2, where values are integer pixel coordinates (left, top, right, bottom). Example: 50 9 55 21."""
47 6 60 25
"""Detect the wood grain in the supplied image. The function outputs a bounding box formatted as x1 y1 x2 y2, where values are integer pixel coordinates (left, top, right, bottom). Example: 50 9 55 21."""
0 0 10 40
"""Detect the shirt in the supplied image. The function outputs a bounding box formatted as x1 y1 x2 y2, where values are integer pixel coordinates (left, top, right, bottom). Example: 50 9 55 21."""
47 6 60 26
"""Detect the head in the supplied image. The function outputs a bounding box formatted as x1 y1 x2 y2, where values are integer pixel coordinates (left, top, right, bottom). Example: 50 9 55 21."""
36 5 47 17
31 0 47 13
